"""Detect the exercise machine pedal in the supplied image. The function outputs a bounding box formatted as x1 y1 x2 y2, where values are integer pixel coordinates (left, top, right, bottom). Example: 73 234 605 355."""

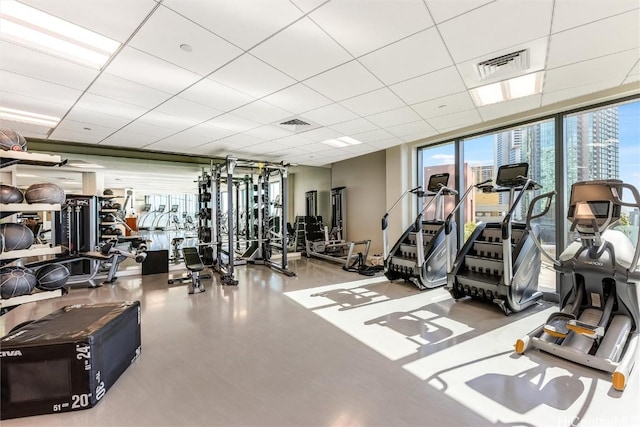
543 312 575 339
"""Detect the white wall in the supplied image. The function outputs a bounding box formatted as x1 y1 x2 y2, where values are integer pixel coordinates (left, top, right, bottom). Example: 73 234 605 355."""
289 166 332 222
331 150 386 255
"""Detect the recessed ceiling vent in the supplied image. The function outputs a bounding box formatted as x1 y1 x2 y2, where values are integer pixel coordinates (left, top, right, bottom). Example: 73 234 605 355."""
280 118 310 126
277 116 322 134
476 49 529 80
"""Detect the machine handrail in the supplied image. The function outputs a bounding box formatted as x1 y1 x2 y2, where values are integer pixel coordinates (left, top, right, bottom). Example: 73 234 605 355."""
444 179 492 235
610 182 640 272
382 186 422 259
525 190 560 267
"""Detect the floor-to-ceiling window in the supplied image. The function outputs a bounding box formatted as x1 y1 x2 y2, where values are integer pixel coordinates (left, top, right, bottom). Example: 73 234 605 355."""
417 142 456 220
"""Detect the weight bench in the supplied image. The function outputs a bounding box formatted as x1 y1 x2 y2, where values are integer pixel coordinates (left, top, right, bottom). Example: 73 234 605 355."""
167 247 211 294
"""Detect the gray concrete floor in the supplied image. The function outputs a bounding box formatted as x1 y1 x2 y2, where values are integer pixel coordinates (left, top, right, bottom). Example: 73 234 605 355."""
1 258 639 426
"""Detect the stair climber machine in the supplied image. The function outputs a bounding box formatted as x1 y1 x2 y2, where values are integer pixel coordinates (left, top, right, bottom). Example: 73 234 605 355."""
445 162 543 315
382 173 458 290
516 179 640 391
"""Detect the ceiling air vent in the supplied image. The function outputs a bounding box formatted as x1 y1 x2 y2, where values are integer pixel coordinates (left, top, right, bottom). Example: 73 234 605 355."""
476 49 529 80
280 118 310 126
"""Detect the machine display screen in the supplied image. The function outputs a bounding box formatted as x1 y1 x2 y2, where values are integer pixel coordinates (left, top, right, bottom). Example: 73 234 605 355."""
8 359 71 402
574 201 610 219
427 173 449 192
496 163 529 187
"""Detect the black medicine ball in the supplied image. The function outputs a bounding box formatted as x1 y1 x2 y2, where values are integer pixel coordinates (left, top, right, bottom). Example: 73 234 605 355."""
35 263 70 291
0 266 36 299
0 184 24 204
25 182 66 204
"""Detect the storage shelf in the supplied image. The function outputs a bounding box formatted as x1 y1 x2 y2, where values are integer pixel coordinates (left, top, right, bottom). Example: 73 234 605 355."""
0 151 63 168
100 222 117 226
1 289 64 309
100 209 118 213
0 245 62 260
1 203 61 213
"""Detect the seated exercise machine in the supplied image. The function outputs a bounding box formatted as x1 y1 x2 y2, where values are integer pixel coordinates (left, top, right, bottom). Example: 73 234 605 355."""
382 173 458 290
445 162 543 315
168 247 212 294
516 179 640 391
303 215 372 272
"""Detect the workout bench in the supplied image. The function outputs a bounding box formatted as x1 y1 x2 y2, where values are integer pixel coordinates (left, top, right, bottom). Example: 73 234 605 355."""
167 247 211 294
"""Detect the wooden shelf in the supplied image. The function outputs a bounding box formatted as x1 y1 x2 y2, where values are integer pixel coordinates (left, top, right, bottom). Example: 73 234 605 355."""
100 209 118 213
0 151 63 168
1 203 61 213
100 222 117 226
1 289 64 309
0 245 62 260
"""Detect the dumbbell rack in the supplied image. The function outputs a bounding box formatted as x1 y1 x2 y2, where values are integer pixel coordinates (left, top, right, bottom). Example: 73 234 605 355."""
197 171 214 265
98 196 123 242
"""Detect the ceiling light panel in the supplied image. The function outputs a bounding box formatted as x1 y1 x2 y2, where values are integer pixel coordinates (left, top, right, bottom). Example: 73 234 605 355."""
0 0 120 68
359 28 453 85
340 88 405 117
320 138 348 148
546 10 640 69
437 0 553 63
304 60 383 102
103 47 201 95
163 0 302 50
309 0 433 57
209 54 295 98
0 40 99 90
390 66 467 105
0 106 59 127
18 0 157 43
129 5 242 76
261 84 332 115
251 18 351 81
89 74 173 109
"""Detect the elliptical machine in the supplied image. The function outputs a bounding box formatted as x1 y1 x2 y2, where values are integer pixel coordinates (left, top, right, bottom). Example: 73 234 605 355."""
445 162 543 314
516 179 639 391
382 173 458 290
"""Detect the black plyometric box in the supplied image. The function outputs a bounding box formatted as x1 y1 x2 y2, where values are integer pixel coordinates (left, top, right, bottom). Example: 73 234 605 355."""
0 301 141 420
142 250 169 275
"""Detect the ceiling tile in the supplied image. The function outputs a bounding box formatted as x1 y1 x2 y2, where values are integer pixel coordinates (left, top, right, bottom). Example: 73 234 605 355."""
179 78 255 111
49 128 105 144
359 28 453 85
329 118 379 135
366 107 422 128
368 137 404 149
51 120 118 142
390 67 466 105
294 143 331 154
340 88 405 116
547 10 640 69
74 93 148 120
19 0 157 42
304 60 383 101
0 120 50 138
103 47 201 95
0 41 99 90
438 0 553 63
351 128 395 143
206 113 261 133
134 110 200 133
309 0 433 57
209 54 295 98
210 133 264 150
290 0 328 13
145 124 234 151
90 74 172 109
272 134 314 148
100 130 161 148
0 70 82 106
244 125 294 141
232 101 292 125
542 78 623 107
412 92 476 120
163 0 303 50
425 0 494 24
625 61 640 84
297 127 342 142
129 5 242 76
552 0 639 33
544 49 639 93
301 104 360 126
427 109 482 132
399 130 438 143
119 121 179 139
64 108 132 129
262 84 332 115
0 91 71 118
251 18 351 81
155 97 222 123
386 120 437 138
477 95 542 122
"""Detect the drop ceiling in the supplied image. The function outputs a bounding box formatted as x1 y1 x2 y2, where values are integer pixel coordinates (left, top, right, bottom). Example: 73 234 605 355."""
0 0 638 169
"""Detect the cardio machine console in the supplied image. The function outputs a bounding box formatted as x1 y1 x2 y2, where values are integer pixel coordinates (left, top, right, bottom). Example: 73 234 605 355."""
427 173 450 193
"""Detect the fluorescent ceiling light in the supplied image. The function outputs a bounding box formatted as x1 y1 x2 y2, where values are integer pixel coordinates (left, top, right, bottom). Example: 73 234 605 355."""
0 0 120 68
0 107 60 127
470 71 544 106
337 136 362 146
321 139 348 148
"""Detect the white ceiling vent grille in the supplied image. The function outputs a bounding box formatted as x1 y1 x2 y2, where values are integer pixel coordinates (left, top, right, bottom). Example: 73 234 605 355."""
277 116 322 134
476 49 529 80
